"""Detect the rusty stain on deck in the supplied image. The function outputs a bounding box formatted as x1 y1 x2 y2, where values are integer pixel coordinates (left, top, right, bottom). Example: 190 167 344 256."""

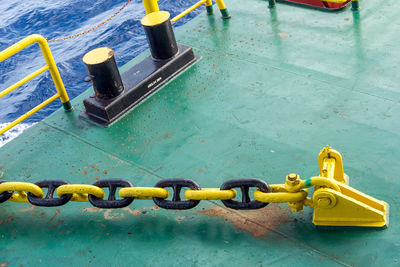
18 205 35 212
104 209 126 220
198 204 290 237
122 207 141 215
82 206 143 220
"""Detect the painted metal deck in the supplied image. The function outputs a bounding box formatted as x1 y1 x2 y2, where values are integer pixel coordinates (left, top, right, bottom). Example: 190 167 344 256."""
1 0 399 265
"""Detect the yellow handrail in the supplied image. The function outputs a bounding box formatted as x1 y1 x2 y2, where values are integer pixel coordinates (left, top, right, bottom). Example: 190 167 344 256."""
0 34 72 136
142 0 230 22
172 0 208 22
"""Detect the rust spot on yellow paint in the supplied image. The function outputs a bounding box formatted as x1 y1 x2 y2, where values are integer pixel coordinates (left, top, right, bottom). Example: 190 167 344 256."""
198 204 290 238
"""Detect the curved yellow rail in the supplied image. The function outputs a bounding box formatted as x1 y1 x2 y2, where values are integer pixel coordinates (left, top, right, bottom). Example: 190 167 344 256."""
142 0 230 23
0 34 72 135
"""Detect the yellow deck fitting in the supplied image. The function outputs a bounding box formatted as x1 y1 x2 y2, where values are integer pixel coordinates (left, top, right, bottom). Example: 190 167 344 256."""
306 146 388 228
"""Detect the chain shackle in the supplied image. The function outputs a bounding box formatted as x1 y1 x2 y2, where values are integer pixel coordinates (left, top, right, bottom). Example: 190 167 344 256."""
153 179 201 209
27 180 72 207
220 178 271 210
88 179 134 209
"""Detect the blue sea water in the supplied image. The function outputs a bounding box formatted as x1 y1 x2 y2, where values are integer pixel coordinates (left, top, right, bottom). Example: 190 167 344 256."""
0 0 204 146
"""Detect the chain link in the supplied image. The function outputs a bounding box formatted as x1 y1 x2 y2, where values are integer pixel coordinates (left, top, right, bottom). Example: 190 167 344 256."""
0 182 44 203
0 181 13 203
57 184 105 202
0 177 324 211
119 187 169 199
220 178 271 210
88 179 134 209
27 180 72 207
47 0 131 43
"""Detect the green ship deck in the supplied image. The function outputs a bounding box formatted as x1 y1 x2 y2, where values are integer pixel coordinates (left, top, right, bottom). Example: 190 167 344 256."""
1 0 399 265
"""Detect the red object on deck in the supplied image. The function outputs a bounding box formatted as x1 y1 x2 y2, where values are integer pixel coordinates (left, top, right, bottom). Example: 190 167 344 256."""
285 0 351 9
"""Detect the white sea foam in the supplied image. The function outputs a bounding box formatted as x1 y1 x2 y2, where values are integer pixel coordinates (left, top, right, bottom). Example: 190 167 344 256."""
0 122 36 148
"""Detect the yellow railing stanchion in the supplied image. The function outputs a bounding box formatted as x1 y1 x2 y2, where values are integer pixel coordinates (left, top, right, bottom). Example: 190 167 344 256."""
34 35 72 111
268 0 276 8
205 0 214 15
143 0 160 14
351 0 359 11
215 0 231 19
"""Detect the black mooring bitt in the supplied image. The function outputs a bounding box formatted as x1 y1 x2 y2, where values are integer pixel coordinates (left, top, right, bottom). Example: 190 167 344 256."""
80 44 199 126
83 47 124 100
142 11 178 60
80 11 199 126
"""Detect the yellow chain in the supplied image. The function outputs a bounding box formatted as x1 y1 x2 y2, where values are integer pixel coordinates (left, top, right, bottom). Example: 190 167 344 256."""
0 182 44 203
185 188 237 200
254 190 307 203
47 0 131 43
119 187 169 200
57 184 105 202
0 177 341 207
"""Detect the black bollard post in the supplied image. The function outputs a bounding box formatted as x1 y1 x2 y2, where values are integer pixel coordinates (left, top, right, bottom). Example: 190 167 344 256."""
141 11 178 60
81 11 198 126
83 47 124 99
